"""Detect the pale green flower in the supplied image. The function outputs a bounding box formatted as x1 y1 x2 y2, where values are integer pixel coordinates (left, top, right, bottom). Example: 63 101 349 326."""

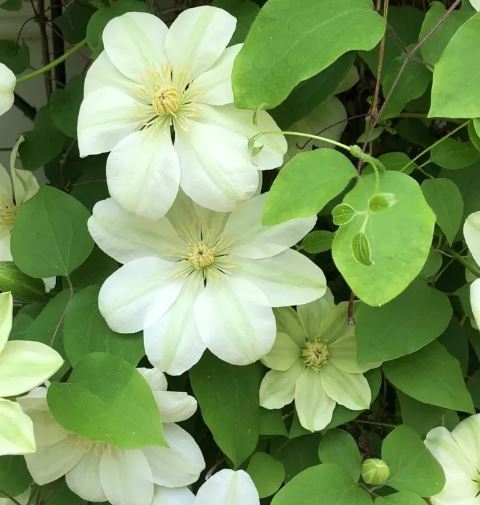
0 292 63 455
0 63 15 117
259 295 380 431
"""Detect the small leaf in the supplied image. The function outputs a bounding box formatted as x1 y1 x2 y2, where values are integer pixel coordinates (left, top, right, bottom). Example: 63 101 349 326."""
368 193 396 213
0 456 31 496
351 232 373 266
247 452 285 498
302 230 334 254
332 203 357 226
430 138 479 170
211 0 260 44
318 429 361 483
375 492 427 505
0 39 29 73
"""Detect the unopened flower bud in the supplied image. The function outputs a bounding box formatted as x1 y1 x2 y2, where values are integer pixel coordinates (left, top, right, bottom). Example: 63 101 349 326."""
361 458 390 485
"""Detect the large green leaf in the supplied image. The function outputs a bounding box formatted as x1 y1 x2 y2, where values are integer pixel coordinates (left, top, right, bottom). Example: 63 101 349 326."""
263 149 357 225
430 139 479 170
332 171 435 306
190 352 262 467
356 280 452 363
383 342 474 413
0 455 31 496
318 429 361 483
0 262 45 302
233 0 385 109
429 12 480 118
382 425 445 497
11 186 94 278
47 352 165 449
0 39 29 73
375 492 426 505
246 452 285 498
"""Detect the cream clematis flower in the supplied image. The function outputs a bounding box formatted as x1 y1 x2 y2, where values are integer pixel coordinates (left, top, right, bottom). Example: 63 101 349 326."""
88 192 326 374
19 368 205 505
463 212 480 328
152 469 260 505
0 291 63 456
259 296 379 432
425 414 480 505
0 63 15 117
77 7 286 219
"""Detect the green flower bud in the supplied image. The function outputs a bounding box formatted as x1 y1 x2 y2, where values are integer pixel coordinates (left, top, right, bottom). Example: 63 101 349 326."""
361 458 390 486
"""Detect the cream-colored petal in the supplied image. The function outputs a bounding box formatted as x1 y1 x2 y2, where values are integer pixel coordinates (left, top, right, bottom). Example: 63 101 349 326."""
66 451 107 502
0 291 12 354
0 398 35 456
296 292 336 340
259 360 304 409
261 332 301 371
0 63 15 116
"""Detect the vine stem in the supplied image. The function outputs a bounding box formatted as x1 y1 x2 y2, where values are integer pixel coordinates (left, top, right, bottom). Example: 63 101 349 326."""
250 130 352 153
445 248 480 277
16 39 87 85
0 491 23 505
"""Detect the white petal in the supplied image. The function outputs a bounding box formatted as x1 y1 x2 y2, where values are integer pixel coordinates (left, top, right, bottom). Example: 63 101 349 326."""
99 448 154 505
329 331 378 373
194 276 276 365
107 127 180 220
0 398 35 456
166 6 236 82
0 63 15 116
11 170 38 208
20 404 68 447
0 237 11 262
152 487 195 505
320 363 371 411
89 198 181 264
470 278 480 330
42 277 56 293
470 0 480 11
261 332 301 371
99 257 185 333
225 194 316 259
259 360 304 409
192 44 241 105
66 451 106 502
144 278 206 376
0 341 63 397
294 369 336 432
234 249 326 307
153 391 197 424
451 414 480 475
143 423 205 488
464 212 480 267
77 87 143 157
296 293 336 339
195 469 260 505
0 291 12 354
84 51 136 96
102 12 168 82
274 307 307 347
136 368 168 392
25 435 87 484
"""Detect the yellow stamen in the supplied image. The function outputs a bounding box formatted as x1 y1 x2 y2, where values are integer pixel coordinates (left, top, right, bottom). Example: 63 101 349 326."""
302 339 329 372
152 84 180 116
187 242 216 270
0 207 16 229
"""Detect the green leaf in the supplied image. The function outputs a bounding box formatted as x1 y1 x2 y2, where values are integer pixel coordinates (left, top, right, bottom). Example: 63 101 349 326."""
356 280 452 363
247 452 285 498
302 230 334 254
47 352 165 448
49 75 85 138
55 2 94 43
233 0 385 109
429 12 480 118
318 429 361 483
421 178 463 245
271 434 321 481
383 342 474 413
11 186 94 278
469 120 480 152
430 138 479 170
382 425 445 496
64 285 144 366
368 193 396 213
375 492 427 505
190 352 262 467
69 247 117 289
332 171 435 306
212 0 260 44
0 456 31 496
263 149 358 225
0 262 46 302
0 0 22 10
19 106 66 170
271 464 372 505
40 479 87 505
86 0 148 58
260 408 288 436
378 152 415 174
0 39 29 73
332 203 357 226
70 154 109 211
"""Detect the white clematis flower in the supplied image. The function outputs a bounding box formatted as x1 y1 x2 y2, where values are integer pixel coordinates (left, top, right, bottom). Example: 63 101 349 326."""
0 63 15 117
88 192 326 374
470 0 480 11
19 368 205 505
77 7 286 219
152 469 260 505
0 291 63 456
463 212 480 328
425 414 480 505
259 296 379 431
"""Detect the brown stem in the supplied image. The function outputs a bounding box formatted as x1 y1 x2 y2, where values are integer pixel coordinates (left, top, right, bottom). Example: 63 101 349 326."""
51 0 66 88
32 0 53 96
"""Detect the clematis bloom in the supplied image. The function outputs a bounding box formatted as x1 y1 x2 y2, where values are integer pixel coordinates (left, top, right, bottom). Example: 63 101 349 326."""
88 192 326 374
463 212 480 328
0 291 63 455
78 7 286 219
0 63 15 117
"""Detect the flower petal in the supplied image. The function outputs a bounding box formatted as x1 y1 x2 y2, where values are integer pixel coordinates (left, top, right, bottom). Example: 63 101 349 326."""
102 12 168 82
107 127 180 220
259 360 304 409
464 211 480 267
98 257 185 333
451 414 480 474
143 423 205 488
226 194 315 259
0 63 15 116
89 198 180 264
152 487 195 505
77 87 144 157
0 398 35 456
320 363 371 411
0 341 63 397
192 44 241 105
194 469 260 505
66 451 107 502
194 276 276 365
470 278 480 330
136 368 168 392
294 369 336 431
99 448 154 505
166 6 236 82
329 331 378 373
144 278 206 376
274 307 307 347
0 291 12 354
153 391 197 424
0 237 11 262
234 249 326 307
296 292 336 340
84 51 136 96
261 332 301 371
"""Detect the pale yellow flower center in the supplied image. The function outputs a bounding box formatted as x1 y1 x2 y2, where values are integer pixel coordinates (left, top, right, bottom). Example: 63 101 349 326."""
0 206 16 229
302 339 329 371
75 435 112 457
187 241 216 270
152 84 180 116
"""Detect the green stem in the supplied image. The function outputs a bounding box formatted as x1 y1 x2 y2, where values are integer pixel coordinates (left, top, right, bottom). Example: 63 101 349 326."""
353 419 397 428
0 491 23 505
16 39 87 84
250 130 352 153
445 247 480 277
